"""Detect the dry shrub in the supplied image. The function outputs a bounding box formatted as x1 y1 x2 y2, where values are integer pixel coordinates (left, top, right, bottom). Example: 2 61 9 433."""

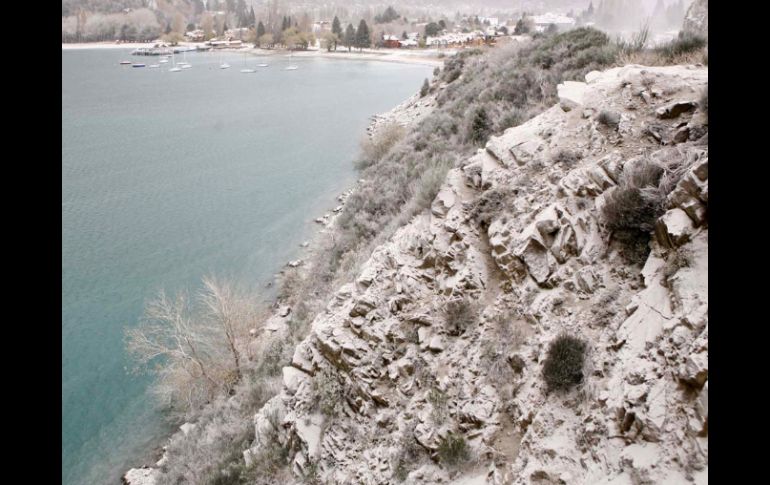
444 297 478 336
601 159 665 264
542 334 587 392
356 123 406 170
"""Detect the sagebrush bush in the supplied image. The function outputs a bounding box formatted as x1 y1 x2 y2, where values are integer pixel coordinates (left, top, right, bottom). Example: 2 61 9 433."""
420 78 430 97
551 148 582 167
427 387 449 423
601 159 666 263
469 186 517 228
437 433 471 467
355 123 406 170
655 32 707 62
497 108 526 131
392 432 423 481
542 334 587 392
444 298 477 336
597 110 620 128
313 367 344 417
155 370 282 484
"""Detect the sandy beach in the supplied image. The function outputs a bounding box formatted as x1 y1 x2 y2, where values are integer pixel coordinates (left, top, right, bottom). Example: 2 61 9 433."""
62 42 449 66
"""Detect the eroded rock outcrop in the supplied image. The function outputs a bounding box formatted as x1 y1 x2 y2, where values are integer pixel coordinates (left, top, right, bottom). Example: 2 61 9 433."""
239 63 708 484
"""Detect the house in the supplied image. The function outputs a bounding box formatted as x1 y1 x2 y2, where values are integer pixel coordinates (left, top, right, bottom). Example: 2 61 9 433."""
531 13 576 32
383 35 401 48
426 31 483 48
399 38 418 48
225 28 249 40
312 21 331 35
208 39 244 49
185 29 205 42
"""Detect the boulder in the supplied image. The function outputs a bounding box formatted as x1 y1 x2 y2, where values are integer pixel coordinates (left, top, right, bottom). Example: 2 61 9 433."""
679 351 708 388
123 467 157 485
655 208 696 248
656 101 697 119
557 81 588 112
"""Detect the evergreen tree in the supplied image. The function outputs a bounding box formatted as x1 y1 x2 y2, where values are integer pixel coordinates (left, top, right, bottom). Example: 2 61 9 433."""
235 0 247 27
344 23 356 52
402 31 408 40
375 6 400 24
331 16 343 50
257 21 265 38
425 22 441 37
420 78 430 97
469 107 490 144
356 19 371 50
249 7 256 28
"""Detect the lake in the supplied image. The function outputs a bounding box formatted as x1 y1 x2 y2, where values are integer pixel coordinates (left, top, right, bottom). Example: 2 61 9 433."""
62 47 431 485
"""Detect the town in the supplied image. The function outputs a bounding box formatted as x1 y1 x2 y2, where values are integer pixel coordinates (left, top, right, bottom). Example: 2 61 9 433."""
64 1 687 54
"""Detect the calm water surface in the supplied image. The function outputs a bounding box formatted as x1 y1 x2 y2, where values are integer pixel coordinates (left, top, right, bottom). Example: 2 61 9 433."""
62 48 431 485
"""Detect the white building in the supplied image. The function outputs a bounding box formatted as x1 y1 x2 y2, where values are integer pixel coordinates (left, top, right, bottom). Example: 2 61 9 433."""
531 13 576 32
479 17 499 27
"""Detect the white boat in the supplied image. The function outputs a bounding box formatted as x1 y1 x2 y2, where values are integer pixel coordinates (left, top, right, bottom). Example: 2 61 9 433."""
239 52 256 73
169 53 182 72
285 65 298 70
179 51 192 68
159 58 169 64
257 63 269 67
220 63 231 69
149 64 160 68
119 60 131 65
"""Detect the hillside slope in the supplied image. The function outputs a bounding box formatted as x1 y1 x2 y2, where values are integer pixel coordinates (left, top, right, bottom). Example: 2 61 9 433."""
242 63 708 484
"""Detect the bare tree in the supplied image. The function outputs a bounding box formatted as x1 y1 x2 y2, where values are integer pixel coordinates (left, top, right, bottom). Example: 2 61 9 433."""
125 277 256 416
199 276 253 380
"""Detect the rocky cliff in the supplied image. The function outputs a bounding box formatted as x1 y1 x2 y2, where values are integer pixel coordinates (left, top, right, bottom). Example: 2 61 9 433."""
240 61 708 485
682 0 708 39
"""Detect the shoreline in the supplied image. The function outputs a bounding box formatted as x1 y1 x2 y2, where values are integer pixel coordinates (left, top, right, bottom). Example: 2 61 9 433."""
121 78 429 485
62 42 448 67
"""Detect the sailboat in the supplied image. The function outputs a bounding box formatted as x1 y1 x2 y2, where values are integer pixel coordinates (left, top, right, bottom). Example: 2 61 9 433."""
219 52 231 69
159 56 169 64
179 50 192 69
240 51 255 73
169 53 182 72
285 51 298 70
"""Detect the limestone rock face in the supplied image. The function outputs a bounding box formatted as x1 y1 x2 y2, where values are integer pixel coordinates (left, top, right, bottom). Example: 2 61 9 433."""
682 0 709 39
155 64 709 485
122 467 157 485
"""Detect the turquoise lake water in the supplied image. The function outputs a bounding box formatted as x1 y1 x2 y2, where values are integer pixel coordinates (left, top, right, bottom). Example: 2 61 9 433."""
62 48 431 485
